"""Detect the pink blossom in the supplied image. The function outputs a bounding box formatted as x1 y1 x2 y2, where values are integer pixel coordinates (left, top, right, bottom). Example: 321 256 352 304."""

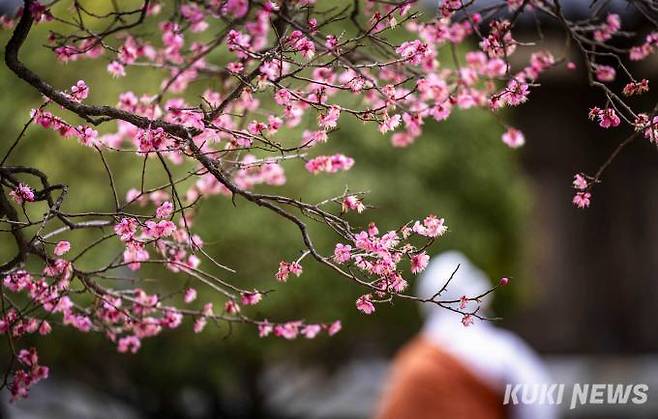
325 34 338 50
289 261 303 276
258 320 273 337
223 0 249 18
573 192 591 209
318 106 341 129
288 31 315 59
38 321 52 335
224 300 241 314
107 61 126 77
123 242 149 270
156 201 174 218
9 183 35 204
3 271 33 293
333 243 352 264
161 309 183 329
241 291 262 305
594 14 621 42
54 241 71 256
327 320 342 336
117 335 141 353
595 65 616 82
596 108 621 128
623 79 649 96
573 174 588 190
301 324 322 339
411 252 430 274
501 128 525 149
461 314 474 327
28 2 53 23
9 347 48 401
247 120 267 135
114 217 137 241
183 288 197 303
305 154 355 174
268 115 283 132
501 79 529 106
274 321 301 339
143 220 176 239
193 317 207 333
459 295 468 309
301 130 328 146
356 294 375 314
396 40 431 65
379 114 401 134
342 196 365 213
499 277 510 286
75 126 99 147
69 80 89 102
412 215 447 238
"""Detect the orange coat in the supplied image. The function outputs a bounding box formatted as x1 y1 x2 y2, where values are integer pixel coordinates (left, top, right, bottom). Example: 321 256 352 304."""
375 336 507 419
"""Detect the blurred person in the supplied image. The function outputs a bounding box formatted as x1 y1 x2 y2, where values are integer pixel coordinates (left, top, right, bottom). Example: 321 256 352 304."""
0 0 19 16
375 251 558 419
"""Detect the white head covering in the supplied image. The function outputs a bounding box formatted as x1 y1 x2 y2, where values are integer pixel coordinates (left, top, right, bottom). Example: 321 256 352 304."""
416 250 493 319
417 251 558 419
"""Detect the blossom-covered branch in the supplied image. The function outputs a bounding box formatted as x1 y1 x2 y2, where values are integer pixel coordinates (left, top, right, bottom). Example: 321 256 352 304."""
1 0 657 401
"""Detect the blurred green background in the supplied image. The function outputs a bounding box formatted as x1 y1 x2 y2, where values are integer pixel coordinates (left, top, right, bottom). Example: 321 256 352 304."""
0 3 530 417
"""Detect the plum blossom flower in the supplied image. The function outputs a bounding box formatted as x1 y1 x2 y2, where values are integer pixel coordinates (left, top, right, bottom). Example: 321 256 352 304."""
459 295 469 309
461 314 474 327
275 321 302 339
224 300 240 314
123 242 149 271
305 154 354 174
327 320 342 336
193 317 207 333
333 243 352 264
501 128 525 149
69 80 89 102
595 65 616 82
411 252 430 274
183 288 197 303
301 324 322 339
412 215 447 238
275 261 303 282
318 106 341 129
114 217 138 241
573 174 588 190
161 309 183 329
54 241 71 256
9 348 48 401
501 79 529 106
117 335 141 353
623 79 649 96
258 320 273 337
342 196 365 213
241 291 262 305
594 14 621 42
573 192 591 209
107 61 126 77
76 126 99 147
143 220 176 239
9 184 35 204
379 114 401 134
356 294 375 314
594 108 621 129
156 201 174 219
396 40 431 65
